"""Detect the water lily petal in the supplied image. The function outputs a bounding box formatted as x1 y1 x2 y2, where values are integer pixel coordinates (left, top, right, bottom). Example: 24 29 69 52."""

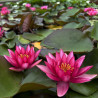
8 49 15 58
75 55 85 68
48 53 55 60
22 63 29 69
30 59 42 68
35 50 41 59
46 55 53 65
9 67 23 72
69 57 75 67
26 45 30 54
70 74 97 83
60 49 64 58
46 73 60 81
57 81 69 97
56 52 61 61
77 66 93 76
67 51 73 64
4 55 18 67
37 65 52 74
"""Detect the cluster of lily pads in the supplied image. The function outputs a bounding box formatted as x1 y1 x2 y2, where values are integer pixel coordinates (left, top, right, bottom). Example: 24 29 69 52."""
0 0 98 98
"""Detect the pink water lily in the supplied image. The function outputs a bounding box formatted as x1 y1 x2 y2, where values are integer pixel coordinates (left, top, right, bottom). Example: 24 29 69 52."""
30 7 36 11
37 49 97 97
84 7 94 12
1 7 10 15
68 7 74 9
25 3 31 8
41 5 48 10
4 45 42 72
84 7 98 16
87 10 98 16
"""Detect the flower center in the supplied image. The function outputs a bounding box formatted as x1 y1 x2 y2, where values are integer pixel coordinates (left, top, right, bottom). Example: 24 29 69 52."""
59 63 74 72
19 54 29 58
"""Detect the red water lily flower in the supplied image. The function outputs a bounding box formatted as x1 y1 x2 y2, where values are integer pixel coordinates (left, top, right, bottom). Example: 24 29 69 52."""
1 7 10 15
25 3 31 8
41 5 48 10
4 45 42 72
37 49 97 97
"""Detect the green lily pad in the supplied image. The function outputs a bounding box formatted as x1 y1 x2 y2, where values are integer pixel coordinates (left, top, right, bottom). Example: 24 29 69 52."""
18 35 30 44
70 79 98 96
41 29 93 52
66 89 98 98
20 67 56 92
0 56 23 98
91 22 98 40
0 45 9 56
5 31 16 39
83 49 98 74
23 29 53 42
63 22 83 29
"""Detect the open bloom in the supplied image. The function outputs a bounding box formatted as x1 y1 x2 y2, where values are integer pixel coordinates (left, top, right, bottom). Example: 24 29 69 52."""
1 7 10 15
84 7 98 16
41 5 48 10
37 49 97 97
25 3 31 8
0 27 4 38
4 45 42 72
30 7 36 11
84 7 94 12
1 10 10 15
87 10 98 16
68 7 74 9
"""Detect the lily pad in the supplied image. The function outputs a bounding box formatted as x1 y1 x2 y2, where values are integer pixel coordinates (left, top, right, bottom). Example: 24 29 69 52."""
19 67 56 92
41 29 93 52
70 79 98 96
23 29 53 42
0 56 23 98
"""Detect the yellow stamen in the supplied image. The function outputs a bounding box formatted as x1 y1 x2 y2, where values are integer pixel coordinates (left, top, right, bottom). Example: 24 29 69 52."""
59 63 74 72
19 54 29 58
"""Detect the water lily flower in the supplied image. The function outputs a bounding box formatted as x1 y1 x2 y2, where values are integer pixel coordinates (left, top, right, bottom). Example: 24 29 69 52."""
0 27 4 38
1 10 10 15
84 7 98 16
0 4 3 6
25 3 31 8
30 7 36 11
41 5 48 10
87 10 98 16
4 45 42 72
37 49 97 97
84 7 94 12
68 7 74 9
1 7 10 15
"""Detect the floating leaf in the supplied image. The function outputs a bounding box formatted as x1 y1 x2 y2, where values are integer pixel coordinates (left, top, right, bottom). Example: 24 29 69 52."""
19 67 56 92
42 29 93 52
5 31 16 39
23 29 53 42
18 35 30 44
63 22 83 29
83 49 98 74
91 22 98 40
70 79 98 96
0 56 23 98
